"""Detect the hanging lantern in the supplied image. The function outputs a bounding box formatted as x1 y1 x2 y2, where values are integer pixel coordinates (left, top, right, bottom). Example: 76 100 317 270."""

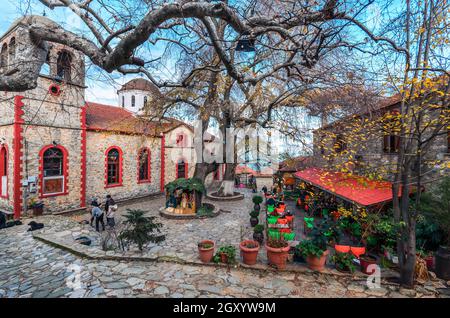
236 32 255 52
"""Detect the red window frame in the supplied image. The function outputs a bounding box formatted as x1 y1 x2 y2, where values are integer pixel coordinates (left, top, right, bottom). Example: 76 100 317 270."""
39 145 69 198
0 144 8 199
176 133 187 147
105 146 123 188
176 158 188 179
137 147 151 183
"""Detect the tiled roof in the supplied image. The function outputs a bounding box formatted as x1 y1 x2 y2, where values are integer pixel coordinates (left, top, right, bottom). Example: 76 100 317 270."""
85 102 185 136
295 168 403 207
117 78 162 96
317 94 402 131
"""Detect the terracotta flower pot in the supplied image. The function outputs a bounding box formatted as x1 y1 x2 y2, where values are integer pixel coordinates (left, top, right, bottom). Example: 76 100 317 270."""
360 255 377 275
240 240 260 265
335 244 351 253
265 243 290 270
350 246 366 258
306 249 329 272
198 240 215 263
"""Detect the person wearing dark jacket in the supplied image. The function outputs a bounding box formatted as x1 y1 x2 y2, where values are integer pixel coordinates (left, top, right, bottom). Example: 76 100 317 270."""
90 199 105 232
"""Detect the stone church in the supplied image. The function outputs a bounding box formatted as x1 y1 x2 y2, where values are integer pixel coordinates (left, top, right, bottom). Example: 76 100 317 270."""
0 17 224 219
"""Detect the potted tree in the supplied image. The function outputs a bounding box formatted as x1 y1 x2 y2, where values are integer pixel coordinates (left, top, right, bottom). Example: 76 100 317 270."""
198 240 215 263
265 237 290 270
118 209 165 251
253 224 264 244
239 240 260 265
252 195 263 212
249 210 259 227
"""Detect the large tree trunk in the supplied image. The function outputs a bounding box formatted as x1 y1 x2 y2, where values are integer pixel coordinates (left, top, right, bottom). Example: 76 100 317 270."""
218 163 237 196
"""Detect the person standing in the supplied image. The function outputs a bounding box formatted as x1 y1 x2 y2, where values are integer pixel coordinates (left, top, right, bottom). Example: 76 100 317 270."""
91 200 105 232
105 195 117 228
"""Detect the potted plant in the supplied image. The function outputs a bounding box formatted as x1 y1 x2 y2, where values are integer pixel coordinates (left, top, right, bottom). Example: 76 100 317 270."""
249 210 259 227
253 224 264 244
253 195 263 212
198 240 215 263
298 239 329 271
29 198 44 216
332 252 356 273
239 240 260 265
265 237 290 270
360 254 378 274
213 245 236 264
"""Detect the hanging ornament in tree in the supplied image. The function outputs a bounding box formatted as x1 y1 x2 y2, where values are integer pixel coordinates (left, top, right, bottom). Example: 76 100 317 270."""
236 32 255 52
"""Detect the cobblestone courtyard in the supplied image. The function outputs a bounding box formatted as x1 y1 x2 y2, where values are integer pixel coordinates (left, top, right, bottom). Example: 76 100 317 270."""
0 191 448 298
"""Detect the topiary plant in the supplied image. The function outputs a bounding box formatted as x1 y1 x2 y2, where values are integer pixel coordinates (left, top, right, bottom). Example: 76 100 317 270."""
252 195 263 205
119 209 165 251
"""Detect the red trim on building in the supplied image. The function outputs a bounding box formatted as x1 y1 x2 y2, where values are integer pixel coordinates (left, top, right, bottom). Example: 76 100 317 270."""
105 146 123 188
160 134 165 192
137 147 151 184
176 132 187 147
13 96 24 219
38 144 69 198
80 106 87 207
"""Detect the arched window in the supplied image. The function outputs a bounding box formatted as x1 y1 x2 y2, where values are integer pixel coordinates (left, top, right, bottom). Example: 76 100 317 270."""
176 133 187 147
8 38 15 68
122 96 125 108
137 148 151 183
176 159 187 179
144 96 148 106
0 43 7 70
57 51 72 81
40 145 68 197
0 146 7 198
131 95 136 107
106 147 123 187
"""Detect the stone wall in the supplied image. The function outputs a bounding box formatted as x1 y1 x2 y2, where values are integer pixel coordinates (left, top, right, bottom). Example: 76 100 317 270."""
20 81 84 212
85 131 162 203
312 105 450 183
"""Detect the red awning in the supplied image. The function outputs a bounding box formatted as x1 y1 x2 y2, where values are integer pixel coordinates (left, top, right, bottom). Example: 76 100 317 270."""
294 168 398 207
